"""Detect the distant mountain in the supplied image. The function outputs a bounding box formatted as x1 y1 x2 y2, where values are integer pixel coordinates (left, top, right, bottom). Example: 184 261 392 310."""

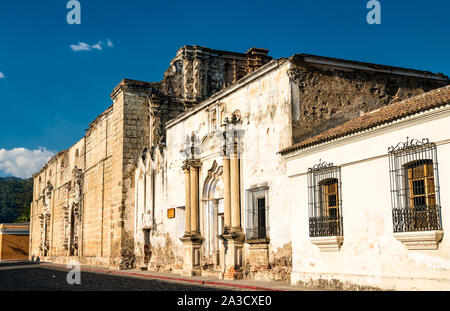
0 177 33 223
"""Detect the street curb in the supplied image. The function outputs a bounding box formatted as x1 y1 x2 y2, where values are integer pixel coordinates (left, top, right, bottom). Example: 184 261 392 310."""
40 263 284 291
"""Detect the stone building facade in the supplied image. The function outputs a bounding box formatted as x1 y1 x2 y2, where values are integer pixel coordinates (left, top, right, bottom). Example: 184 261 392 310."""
30 45 449 287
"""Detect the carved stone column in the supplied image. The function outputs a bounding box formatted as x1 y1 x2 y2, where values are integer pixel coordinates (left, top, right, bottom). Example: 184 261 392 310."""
222 155 231 232
230 149 241 231
190 160 201 234
180 159 203 277
212 199 220 266
221 125 244 280
183 161 191 234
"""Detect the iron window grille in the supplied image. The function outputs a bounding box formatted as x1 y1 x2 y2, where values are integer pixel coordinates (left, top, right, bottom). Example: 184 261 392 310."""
245 186 269 240
388 137 442 232
307 160 343 237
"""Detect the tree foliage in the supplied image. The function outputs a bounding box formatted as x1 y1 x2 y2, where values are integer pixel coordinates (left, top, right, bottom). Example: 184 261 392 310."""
0 177 33 223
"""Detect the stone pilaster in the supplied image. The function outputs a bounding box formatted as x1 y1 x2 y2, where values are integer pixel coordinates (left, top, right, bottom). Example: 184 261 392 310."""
221 131 244 280
222 231 245 280
180 159 203 276
189 160 201 234
222 155 231 232
212 199 220 267
180 234 203 277
182 161 191 235
230 151 241 231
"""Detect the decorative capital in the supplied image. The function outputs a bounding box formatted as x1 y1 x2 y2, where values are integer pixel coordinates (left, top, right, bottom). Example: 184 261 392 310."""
189 159 202 169
181 160 190 171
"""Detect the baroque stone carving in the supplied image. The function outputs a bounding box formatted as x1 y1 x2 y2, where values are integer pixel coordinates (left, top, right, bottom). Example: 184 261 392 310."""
61 167 83 256
161 46 271 104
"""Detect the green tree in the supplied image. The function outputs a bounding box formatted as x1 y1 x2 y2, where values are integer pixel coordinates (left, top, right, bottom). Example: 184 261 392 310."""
0 177 33 223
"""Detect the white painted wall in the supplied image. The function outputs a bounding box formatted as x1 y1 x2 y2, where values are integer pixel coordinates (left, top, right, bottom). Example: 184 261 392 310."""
286 105 450 290
137 60 295 267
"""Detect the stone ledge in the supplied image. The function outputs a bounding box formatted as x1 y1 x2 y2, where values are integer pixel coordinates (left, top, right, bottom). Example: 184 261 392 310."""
310 236 344 252
393 230 444 250
245 237 270 246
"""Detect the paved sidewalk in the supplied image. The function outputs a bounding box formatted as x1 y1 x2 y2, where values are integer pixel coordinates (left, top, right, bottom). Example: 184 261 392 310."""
38 262 326 291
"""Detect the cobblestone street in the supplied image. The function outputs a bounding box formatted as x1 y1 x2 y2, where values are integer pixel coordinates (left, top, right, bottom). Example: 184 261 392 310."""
0 261 232 291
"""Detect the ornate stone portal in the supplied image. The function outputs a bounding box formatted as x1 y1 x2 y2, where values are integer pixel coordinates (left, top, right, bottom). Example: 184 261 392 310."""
202 161 224 269
39 181 53 256
180 116 245 279
62 167 83 257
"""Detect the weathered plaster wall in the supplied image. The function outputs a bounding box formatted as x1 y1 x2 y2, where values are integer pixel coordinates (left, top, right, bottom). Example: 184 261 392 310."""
137 60 294 278
287 106 450 290
289 59 449 144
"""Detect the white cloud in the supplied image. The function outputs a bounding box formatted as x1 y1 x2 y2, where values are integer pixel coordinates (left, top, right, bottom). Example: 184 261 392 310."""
91 42 102 51
70 39 114 52
70 41 92 52
0 72 5 79
0 147 54 178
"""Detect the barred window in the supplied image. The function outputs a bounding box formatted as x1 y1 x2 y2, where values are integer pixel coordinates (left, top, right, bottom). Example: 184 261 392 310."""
307 160 343 237
389 137 442 232
245 186 269 240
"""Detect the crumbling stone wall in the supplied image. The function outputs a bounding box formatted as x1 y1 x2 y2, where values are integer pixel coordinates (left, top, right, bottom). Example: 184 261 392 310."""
160 46 272 103
244 242 292 283
148 232 176 272
289 56 449 143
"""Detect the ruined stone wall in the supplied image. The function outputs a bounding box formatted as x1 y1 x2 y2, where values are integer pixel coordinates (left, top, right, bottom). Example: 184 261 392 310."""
148 59 294 278
289 57 449 144
30 79 187 269
115 79 187 269
30 138 85 261
118 85 152 269
134 135 182 271
160 46 272 103
30 86 132 268
81 111 115 264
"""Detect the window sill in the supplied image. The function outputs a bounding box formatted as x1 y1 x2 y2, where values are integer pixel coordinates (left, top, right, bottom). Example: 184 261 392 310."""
393 230 444 250
245 237 270 246
310 236 343 252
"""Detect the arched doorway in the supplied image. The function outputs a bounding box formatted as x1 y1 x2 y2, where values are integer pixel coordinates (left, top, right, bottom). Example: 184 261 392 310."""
202 161 224 268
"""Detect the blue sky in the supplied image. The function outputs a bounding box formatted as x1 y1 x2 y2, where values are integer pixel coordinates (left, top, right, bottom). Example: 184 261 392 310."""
0 0 449 177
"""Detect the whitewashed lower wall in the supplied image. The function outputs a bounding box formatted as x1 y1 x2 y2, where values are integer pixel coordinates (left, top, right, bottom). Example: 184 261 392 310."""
287 106 450 290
